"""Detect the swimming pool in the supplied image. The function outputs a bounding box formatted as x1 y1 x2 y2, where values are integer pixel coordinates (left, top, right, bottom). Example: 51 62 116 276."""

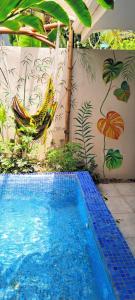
0 173 134 300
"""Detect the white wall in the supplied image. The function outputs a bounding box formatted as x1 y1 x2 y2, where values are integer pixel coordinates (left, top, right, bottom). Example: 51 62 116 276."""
0 47 135 179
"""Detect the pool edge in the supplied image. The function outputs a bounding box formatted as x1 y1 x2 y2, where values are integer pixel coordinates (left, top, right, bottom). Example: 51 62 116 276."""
75 171 135 300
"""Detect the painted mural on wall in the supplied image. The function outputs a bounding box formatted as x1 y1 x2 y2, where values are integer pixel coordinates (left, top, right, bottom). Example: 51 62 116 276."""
0 47 135 179
71 50 135 179
0 46 67 148
96 52 135 177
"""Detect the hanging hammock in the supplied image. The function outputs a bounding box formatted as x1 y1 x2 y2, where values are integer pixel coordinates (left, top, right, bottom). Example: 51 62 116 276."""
12 23 60 142
12 77 57 140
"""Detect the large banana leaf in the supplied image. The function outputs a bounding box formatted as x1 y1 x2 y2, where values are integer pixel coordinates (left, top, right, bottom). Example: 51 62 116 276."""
18 0 42 9
32 1 69 26
48 29 57 42
17 35 41 47
0 0 21 22
96 0 114 9
1 20 21 31
15 15 44 33
0 0 91 28
64 0 91 27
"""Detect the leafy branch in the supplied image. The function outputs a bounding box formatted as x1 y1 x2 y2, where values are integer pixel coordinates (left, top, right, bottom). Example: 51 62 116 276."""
0 0 114 45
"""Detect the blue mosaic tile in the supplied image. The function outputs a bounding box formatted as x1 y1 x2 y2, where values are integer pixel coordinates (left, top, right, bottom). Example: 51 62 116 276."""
0 171 135 299
76 171 135 300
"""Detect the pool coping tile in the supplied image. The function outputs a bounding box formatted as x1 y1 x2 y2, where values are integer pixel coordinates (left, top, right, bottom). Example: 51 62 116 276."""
75 171 135 300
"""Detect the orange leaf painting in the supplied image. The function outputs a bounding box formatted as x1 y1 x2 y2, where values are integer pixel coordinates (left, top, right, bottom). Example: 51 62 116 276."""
97 111 124 139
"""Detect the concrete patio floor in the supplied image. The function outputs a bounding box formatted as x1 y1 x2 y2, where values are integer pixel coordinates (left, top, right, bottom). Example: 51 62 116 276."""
98 183 135 256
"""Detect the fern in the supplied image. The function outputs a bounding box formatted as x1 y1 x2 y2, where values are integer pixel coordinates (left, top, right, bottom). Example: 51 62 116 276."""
74 101 96 171
122 55 135 81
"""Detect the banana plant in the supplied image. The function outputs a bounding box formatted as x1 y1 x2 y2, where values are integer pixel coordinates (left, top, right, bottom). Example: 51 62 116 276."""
0 0 114 45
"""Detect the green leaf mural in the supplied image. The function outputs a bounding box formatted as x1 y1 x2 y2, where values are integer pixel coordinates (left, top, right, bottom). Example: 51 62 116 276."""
114 81 130 102
103 58 123 84
75 102 96 171
96 0 114 9
105 149 123 170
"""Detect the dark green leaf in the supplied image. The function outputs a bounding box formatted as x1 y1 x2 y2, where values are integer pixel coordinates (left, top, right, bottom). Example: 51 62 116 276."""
96 0 114 9
65 0 91 26
0 0 22 22
1 20 21 30
32 1 69 25
103 58 123 83
17 35 41 47
105 149 123 170
48 28 57 42
114 81 130 102
15 15 44 33
18 0 41 9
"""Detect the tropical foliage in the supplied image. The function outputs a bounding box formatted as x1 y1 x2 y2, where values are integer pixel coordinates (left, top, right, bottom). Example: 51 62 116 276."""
0 0 115 46
100 30 135 50
96 0 114 9
80 31 135 51
0 103 6 139
0 123 37 174
75 102 96 172
45 142 83 172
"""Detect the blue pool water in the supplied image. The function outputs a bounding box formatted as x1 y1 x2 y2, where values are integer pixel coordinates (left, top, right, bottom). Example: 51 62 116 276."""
0 174 116 300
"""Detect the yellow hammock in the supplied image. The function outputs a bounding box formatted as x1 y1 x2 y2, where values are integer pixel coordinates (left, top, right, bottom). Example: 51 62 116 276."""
12 77 58 141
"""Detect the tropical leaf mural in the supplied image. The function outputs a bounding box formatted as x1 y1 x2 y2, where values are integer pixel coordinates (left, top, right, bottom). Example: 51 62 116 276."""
103 58 123 84
98 52 128 177
114 81 130 102
74 102 96 171
97 111 124 140
105 149 123 170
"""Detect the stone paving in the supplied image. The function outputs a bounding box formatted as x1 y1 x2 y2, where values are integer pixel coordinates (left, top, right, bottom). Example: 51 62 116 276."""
98 183 135 256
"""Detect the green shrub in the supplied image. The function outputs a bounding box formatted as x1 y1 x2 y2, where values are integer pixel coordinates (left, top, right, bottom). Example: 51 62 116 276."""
0 126 37 174
45 142 84 172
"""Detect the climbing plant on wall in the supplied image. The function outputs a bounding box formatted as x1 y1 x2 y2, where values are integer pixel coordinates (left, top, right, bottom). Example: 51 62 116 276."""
97 52 135 177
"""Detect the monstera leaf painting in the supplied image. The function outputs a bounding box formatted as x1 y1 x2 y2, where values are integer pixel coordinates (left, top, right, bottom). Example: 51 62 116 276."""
103 58 123 84
105 149 123 170
114 81 130 102
97 111 124 139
